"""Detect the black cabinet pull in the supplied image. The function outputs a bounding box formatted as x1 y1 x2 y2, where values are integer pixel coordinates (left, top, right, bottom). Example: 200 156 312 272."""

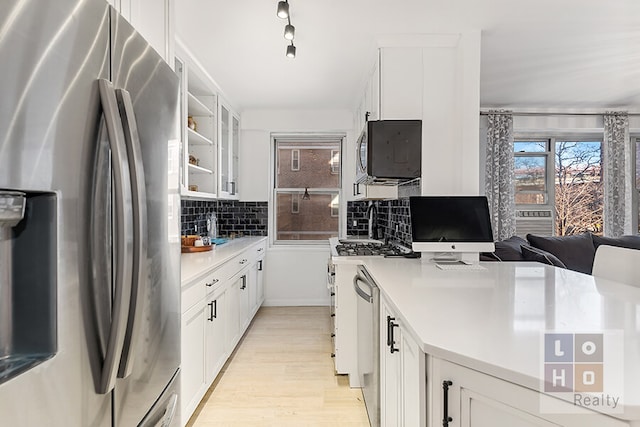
206 278 219 287
258 260 263 271
213 299 217 319
331 333 335 337
442 380 453 427
330 353 335 358
387 316 399 353
240 274 247 290
330 292 335 296
330 313 335 317
207 301 216 321
353 183 357 196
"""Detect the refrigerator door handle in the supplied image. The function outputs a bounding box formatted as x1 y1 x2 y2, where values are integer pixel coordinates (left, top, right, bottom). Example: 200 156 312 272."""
97 79 134 394
115 88 149 379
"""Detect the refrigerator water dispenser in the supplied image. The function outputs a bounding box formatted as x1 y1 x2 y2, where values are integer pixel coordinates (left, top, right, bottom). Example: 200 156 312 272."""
0 190 57 385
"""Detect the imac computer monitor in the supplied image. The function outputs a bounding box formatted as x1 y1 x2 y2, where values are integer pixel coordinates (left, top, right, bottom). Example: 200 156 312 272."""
410 196 495 259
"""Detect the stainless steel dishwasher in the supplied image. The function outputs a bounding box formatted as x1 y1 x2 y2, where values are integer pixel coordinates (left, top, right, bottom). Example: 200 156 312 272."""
354 265 380 427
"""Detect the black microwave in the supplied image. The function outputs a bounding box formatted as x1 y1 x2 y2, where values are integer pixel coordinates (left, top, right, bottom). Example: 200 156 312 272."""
355 120 422 184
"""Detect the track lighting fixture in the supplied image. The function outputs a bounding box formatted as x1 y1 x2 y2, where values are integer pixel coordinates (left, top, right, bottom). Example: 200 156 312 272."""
286 42 296 58
276 1 289 19
302 187 310 200
284 24 295 40
277 0 297 58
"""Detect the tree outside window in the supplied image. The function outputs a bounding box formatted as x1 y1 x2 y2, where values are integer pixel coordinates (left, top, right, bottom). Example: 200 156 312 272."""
554 141 602 236
514 138 603 236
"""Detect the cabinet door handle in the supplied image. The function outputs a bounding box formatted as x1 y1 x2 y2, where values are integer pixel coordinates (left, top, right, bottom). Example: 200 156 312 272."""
442 380 453 427
387 316 399 353
208 300 217 321
257 247 264 252
230 181 236 195
206 278 219 287
258 260 263 271
353 183 357 196
240 274 247 290
239 258 248 265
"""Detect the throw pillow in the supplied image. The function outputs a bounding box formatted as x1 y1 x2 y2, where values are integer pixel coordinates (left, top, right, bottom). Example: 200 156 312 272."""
521 245 567 268
592 234 640 250
485 235 528 261
526 232 595 274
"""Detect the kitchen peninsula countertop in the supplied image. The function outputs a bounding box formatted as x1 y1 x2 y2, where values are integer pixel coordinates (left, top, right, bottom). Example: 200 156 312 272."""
331 245 640 420
181 236 267 285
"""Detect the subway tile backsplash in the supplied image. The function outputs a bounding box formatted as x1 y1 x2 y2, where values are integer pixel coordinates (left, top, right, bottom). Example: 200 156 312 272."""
181 200 268 237
346 198 412 249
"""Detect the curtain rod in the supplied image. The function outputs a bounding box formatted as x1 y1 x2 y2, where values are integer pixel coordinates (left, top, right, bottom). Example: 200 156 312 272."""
479 110 640 117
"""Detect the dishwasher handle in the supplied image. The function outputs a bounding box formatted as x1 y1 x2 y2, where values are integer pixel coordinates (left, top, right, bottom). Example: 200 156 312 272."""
353 274 373 303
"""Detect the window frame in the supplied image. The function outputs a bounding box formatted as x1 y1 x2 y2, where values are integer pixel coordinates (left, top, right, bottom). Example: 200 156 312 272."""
513 139 551 206
513 133 604 236
270 134 344 246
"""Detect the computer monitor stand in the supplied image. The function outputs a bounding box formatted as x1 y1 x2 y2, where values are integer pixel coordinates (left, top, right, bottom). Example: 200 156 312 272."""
421 252 480 264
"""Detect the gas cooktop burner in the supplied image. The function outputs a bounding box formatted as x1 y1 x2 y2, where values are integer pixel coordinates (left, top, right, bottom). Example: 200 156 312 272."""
334 242 406 257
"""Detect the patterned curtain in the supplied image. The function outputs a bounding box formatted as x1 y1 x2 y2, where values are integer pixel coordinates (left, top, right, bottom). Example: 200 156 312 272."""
603 112 629 237
485 111 516 241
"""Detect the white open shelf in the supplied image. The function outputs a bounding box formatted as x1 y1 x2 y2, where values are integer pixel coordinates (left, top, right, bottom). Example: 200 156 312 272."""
188 93 213 117
188 163 214 175
187 127 213 146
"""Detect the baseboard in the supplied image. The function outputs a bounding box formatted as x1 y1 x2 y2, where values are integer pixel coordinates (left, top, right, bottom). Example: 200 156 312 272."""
262 298 330 307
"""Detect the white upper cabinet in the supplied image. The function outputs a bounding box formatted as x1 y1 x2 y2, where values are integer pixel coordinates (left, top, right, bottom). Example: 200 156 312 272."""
109 0 174 63
175 41 219 199
379 47 423 120
218 98 240 199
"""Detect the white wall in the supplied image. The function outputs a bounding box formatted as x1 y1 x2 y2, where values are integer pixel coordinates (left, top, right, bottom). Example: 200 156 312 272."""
240 109 353 306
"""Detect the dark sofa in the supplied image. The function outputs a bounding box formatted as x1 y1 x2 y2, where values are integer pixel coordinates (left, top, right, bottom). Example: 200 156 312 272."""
481 232 640 275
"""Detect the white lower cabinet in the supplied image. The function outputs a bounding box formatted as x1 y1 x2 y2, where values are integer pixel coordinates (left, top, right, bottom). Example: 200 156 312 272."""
181 300 207 420
333 264 359 386
180 240 267 426
204 288 226 384
429 358 630 427
381 296 426 427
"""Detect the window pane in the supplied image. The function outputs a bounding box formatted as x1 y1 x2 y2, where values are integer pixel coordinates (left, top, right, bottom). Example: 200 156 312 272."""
514 141 547 153
276 141 340 188
515 156 546 195
554 141 603 236
276 191 339 240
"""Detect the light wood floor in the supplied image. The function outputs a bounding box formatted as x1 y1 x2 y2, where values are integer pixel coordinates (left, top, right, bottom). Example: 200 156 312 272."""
187 306 370 427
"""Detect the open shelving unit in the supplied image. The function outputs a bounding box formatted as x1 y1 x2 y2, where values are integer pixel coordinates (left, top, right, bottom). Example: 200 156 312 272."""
175 40 219 199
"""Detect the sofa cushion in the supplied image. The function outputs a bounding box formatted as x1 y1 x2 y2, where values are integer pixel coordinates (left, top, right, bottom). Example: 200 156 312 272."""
592 234 640 250
484 236 528 261
526 232 595 274
521 245 567 268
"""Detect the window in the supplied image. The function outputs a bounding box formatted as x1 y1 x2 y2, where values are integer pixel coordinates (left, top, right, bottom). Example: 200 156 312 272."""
330 150 340 174
514 137 603 236
291 149 300 171
274 137 342 243
514 141 549 205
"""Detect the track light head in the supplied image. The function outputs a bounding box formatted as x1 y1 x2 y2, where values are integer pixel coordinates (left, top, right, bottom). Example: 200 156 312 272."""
277 1 289 19
286 43 296 58
284 24 295 40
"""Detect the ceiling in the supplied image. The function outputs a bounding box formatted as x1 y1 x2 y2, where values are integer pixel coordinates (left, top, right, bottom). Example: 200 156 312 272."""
175 0 640 112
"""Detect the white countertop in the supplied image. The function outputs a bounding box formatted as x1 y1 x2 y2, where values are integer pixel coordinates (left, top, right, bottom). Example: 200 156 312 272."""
181 236 267 285
329 239 640 420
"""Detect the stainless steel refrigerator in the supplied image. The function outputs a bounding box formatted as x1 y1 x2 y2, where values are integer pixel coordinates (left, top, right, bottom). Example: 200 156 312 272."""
0 0 181 426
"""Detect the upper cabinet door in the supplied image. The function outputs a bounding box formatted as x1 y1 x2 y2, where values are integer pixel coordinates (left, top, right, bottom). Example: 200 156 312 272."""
218 99 240 199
